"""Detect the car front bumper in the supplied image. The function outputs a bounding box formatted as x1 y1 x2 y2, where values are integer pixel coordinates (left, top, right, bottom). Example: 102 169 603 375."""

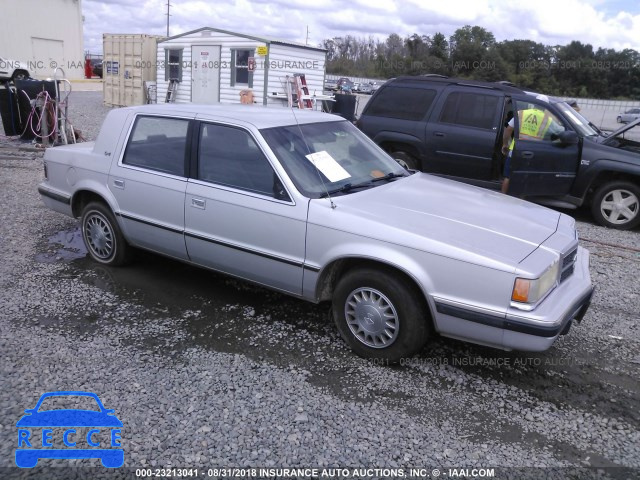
502 246 593 351
433 247 594 351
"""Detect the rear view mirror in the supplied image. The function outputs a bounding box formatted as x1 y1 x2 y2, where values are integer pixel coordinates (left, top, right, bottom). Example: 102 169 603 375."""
552 131 579 146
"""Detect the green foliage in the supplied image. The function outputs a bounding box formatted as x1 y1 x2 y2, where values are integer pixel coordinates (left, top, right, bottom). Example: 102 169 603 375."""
322 27 640 99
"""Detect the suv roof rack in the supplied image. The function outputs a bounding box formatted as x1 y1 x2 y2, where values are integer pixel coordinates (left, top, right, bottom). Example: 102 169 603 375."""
393 75 524 93
422 74 448 78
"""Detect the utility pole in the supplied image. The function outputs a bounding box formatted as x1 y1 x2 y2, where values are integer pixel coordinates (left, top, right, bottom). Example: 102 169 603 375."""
166 1 172 37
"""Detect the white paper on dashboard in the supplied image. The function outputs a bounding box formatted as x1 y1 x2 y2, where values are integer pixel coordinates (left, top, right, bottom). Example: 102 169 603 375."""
305 151 351 182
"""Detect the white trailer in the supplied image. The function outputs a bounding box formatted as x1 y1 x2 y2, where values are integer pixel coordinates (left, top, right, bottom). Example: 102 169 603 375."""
156 27 326 106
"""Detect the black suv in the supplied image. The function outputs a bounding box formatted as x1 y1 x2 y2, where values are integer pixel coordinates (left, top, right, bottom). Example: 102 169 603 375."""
358 76 640 230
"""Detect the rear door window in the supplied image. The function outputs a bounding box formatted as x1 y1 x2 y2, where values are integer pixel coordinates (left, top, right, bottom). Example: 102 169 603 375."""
122 116 189 176
439 91 500 130
366 87 436 121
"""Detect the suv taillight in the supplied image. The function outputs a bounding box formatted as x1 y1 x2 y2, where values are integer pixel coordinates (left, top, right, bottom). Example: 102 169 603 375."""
43 162 48 180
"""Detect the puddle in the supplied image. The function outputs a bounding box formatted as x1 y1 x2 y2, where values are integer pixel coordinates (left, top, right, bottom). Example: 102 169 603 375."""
36 227 87 263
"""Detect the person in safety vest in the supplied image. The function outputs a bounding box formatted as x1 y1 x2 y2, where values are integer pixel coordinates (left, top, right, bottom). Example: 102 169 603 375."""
500 106 558 193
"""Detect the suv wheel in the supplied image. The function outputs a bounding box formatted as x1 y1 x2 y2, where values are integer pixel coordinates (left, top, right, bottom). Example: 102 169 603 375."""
591 181 640 230
81 202 132 265
391 151 419 170
332 267 430 363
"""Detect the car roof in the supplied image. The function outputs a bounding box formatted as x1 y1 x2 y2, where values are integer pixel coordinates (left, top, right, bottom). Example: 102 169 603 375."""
391 75 525 94
388 75 568 105
118 104 345 129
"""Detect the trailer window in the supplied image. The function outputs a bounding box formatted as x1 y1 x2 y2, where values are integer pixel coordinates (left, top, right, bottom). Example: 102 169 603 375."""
231 49 254 88
165 49 183 81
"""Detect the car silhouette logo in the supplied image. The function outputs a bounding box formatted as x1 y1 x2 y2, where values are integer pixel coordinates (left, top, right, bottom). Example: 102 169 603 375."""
16 391 123 468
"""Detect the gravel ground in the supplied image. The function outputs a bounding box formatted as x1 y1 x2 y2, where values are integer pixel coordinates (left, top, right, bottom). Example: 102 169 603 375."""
0 93 639 480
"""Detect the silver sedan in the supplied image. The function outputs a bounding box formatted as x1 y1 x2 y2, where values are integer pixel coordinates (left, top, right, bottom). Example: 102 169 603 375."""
38 105 593 362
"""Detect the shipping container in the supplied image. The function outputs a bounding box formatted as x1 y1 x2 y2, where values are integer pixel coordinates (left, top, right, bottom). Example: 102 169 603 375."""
103 34 164 107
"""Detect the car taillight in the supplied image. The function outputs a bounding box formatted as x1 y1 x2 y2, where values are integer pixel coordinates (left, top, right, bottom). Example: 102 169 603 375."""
43 162 48 180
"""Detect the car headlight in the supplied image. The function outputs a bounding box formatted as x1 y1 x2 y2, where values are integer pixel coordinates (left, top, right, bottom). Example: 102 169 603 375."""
511 259 559 310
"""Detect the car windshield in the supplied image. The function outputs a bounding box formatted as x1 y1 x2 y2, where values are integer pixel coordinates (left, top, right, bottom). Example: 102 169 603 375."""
38 395 101 412
261 120 408 198
557 102 599 137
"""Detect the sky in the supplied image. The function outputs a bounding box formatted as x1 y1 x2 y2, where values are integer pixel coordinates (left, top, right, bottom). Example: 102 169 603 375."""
82 0 640 55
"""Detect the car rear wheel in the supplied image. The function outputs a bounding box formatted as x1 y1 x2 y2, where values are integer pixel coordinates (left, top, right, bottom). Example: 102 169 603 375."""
391 151 419 170
332 267 430 363
591 181 640 230
81 202 132 265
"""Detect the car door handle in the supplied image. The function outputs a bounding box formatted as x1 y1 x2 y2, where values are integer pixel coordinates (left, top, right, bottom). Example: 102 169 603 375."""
433 132 445 137
521 151 534 159
191 198 206 209
113 179 125 188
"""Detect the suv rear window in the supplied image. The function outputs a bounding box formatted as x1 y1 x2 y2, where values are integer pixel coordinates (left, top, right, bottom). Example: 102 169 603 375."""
439 92 499 130
366 87 436 121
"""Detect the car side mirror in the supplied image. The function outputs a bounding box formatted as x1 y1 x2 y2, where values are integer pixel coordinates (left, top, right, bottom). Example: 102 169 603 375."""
552 130 579 146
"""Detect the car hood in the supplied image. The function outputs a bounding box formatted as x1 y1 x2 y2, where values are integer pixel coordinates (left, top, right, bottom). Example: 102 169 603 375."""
16 410 123 427
319 173 561 268
604 117 640 140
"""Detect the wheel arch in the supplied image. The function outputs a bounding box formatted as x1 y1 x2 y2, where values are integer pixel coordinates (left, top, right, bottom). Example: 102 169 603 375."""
584 169 640 205
71 188 117 218
315 256 435 323
378 141 422 166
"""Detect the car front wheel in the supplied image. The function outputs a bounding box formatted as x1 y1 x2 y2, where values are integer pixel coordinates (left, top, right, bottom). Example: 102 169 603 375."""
616 116 622 123
332 267 430 363
391 151 419 170
591 181 640 230
81 202 132 265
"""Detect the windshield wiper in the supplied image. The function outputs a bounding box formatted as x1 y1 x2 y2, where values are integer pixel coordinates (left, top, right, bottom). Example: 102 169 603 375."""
370 171 408 183
319 182 374 198
319 172 409 198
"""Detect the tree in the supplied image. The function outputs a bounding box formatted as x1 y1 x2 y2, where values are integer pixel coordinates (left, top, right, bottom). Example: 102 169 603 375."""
449 25 496 77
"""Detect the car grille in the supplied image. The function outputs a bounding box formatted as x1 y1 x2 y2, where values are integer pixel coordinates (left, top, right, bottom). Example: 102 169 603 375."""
560 247 578 283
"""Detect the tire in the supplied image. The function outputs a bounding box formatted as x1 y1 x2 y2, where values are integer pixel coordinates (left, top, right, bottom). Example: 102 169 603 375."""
332 267 431 362
391 151 419 170
616 116 622 123
81 201 132 265
11 70 29 81
590 181 640 230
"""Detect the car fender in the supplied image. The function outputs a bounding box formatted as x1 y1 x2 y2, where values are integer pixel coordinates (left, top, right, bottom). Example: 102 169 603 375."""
70 179 122 220
307 242 440 321
306 236 515 333
573 157 640 200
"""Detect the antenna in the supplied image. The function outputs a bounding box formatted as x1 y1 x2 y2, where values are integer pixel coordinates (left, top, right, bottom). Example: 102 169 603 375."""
305 26 309 46
166 1 172 37
289 108 336 209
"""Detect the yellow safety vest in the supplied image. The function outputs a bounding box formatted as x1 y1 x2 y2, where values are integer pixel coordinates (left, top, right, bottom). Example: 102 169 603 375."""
508 108 553 151
518 109 552 140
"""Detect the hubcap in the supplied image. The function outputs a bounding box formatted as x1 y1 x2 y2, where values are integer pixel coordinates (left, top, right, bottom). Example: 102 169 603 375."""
600 189 639 225
394 157 410 170
345 287 399 348
85 213 114 260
